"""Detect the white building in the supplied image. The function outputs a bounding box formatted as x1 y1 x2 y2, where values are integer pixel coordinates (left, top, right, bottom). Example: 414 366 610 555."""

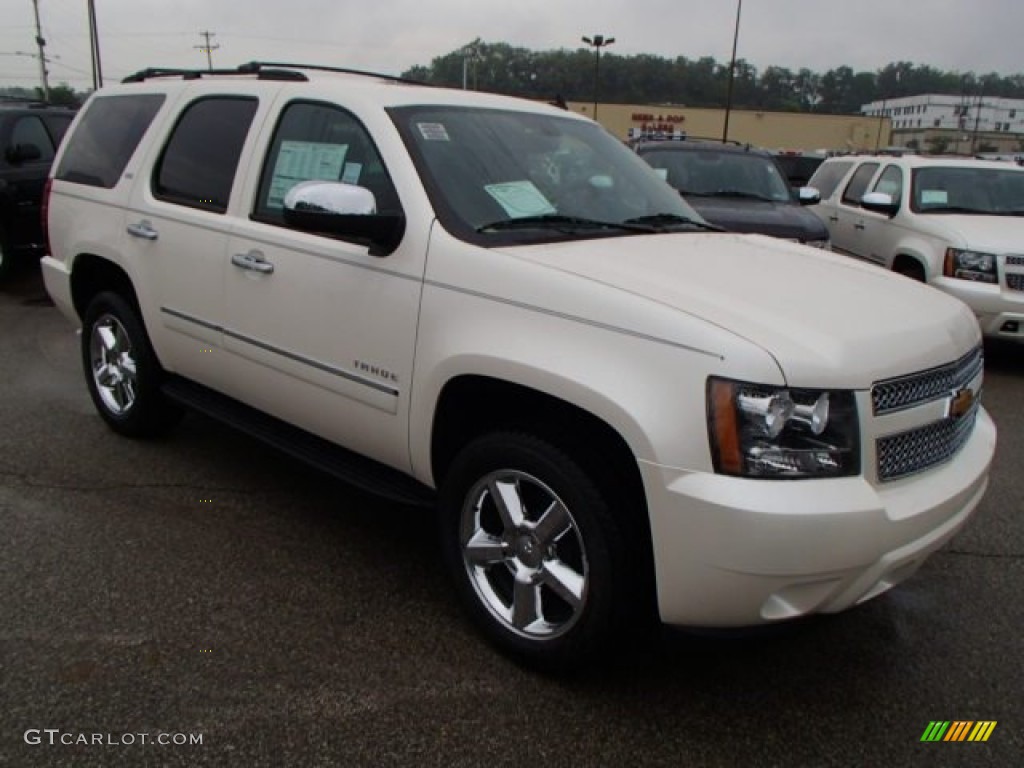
861 93 1024 153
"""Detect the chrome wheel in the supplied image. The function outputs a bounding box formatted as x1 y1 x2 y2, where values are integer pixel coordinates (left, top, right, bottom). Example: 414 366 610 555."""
460 469 589 640
89 313 138 416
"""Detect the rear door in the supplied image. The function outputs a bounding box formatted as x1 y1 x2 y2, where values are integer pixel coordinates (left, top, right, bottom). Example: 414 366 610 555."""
832 162 880 259
124 86 272 391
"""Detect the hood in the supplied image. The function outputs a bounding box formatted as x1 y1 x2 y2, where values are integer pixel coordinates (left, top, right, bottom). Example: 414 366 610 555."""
688 197 829 242
500 232 980 389
922 213 1024 252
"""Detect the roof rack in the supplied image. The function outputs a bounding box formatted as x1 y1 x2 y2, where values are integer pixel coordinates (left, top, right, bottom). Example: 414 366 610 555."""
122 61 427 86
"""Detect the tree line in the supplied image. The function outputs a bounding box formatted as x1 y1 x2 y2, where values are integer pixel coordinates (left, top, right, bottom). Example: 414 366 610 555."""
402 40 1024 115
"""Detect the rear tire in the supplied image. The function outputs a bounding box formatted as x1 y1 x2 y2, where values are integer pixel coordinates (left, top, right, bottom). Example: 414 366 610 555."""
439 431 637 670
0 226 14 282
81 291 182 437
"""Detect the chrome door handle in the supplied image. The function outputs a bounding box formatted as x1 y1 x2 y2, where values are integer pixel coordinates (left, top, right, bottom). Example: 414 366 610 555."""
231 251 274 274
126 220 158 240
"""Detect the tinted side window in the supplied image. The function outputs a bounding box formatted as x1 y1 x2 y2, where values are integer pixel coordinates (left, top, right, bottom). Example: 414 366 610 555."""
44 114 74 147
154 97 257 213
872 165 904 205
56 94 165 188
807 161 854 199
841 163 880 206
9 115 55 162
254 101 400 223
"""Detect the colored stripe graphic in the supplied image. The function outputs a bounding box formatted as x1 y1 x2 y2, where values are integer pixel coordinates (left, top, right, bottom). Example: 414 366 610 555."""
921 721 996 742
968 722 997 742
944 721 973 741
921 722 950 742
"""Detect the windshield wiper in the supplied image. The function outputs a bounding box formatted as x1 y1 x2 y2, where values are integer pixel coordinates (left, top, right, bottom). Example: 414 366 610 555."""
923 205 990 214
476 214 656 234
623 213 723 232
705 189 775 201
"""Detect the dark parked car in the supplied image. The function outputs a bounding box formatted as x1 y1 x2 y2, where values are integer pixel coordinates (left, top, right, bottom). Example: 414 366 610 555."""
635 140 831 248
0 102 75 280
770 150 827 190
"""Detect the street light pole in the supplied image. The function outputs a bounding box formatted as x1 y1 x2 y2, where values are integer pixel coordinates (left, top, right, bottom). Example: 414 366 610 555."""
582 34 614 121
87 0 103 90
722 0 742 142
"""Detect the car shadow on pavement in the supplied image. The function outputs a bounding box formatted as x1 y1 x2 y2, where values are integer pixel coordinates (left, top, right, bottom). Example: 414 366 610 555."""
984 338 1024 374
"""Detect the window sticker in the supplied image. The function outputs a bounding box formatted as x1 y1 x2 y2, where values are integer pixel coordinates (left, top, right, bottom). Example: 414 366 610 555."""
418 123 451 142
267 140 349 209
921 189 948 205
484 181 558 218
341 162 363 185
653 168 669 180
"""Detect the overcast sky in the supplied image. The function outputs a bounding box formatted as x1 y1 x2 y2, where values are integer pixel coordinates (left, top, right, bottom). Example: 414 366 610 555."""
2 0 1023 92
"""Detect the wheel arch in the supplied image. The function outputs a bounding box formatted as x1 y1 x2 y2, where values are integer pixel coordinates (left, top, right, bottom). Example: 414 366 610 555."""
429 374 656 611
70 254 141 321
892 252 928 280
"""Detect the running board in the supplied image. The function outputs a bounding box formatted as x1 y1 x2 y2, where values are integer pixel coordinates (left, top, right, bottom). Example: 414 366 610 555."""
161 377 435 507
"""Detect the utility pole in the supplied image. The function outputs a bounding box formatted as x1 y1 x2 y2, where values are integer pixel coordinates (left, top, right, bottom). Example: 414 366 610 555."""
195 31 219 71
971 79 986 155
87 0 103 90
30 0 50 101
722 0 742 142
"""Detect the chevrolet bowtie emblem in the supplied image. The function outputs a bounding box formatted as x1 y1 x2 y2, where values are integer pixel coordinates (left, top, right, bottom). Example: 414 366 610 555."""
948 387 975 419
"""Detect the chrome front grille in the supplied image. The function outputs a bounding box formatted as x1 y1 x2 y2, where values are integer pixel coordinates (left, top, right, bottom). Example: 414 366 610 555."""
1008 273 1024 291
871 345 983 415
1006 255 1024 267
877 401 980 481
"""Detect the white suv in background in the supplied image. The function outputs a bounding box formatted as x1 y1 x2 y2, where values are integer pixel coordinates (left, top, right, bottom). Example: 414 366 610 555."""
809 154 1024 343
41 63 995 668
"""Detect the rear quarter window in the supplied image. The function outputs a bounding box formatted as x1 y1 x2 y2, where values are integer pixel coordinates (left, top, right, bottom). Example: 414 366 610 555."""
55 94 165 188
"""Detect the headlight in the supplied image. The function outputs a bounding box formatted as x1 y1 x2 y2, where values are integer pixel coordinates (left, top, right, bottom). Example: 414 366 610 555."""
944 248 997 284
707 377 860 479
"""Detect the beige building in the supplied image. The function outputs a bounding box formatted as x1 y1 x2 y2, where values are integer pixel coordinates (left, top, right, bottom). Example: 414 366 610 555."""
567 101 890 152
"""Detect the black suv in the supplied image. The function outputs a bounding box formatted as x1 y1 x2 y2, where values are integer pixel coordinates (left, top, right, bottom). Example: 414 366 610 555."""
635 140 830 248
0 102 76 280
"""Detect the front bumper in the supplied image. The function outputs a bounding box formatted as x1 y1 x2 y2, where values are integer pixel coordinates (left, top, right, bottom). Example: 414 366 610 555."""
932 276 1024 342
642 406 995 627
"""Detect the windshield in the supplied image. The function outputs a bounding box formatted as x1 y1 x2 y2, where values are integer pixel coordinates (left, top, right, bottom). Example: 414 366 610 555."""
390 106 705 244
911 165 1024 214
639 147 794 202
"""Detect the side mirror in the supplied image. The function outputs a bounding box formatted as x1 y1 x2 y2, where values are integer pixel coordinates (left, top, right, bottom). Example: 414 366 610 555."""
797 186 821 205
861 191 899 217
5 142 43 164
282 181 405 257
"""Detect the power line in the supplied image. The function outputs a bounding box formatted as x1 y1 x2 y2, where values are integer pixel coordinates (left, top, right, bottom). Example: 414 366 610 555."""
195 31 219 71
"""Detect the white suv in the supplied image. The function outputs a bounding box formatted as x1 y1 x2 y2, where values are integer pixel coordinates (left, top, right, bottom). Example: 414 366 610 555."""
42 63 995 668
809 153 1024 342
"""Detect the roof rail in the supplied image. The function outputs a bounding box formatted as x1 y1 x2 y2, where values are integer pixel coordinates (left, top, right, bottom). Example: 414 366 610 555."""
122 64 308 83
239 61 428 86
121 61 427 86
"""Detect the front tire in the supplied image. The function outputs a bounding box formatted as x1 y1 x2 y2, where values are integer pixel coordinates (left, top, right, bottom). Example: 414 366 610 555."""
81 291 181 437
439 432 634 669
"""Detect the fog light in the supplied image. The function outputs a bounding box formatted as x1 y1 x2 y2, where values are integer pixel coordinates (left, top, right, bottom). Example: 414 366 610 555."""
1001 320 1019 333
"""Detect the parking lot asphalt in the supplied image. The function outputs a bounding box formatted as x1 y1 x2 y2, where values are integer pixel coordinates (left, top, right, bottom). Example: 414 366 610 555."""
0 263 1021 767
